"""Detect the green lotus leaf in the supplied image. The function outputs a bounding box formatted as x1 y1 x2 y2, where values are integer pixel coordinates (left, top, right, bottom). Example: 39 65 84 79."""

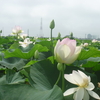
0 84 64 100
0 53 26 70
4 44 49 59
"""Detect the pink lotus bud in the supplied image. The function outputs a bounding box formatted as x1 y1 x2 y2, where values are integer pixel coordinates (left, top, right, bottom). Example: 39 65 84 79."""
83 43 88 47
54 38 82 64
92 39 98 43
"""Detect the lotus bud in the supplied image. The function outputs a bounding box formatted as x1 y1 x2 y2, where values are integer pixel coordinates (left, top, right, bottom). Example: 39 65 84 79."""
54 38 82 64
57 63 66 71
34 50 39 59
49 20 55 29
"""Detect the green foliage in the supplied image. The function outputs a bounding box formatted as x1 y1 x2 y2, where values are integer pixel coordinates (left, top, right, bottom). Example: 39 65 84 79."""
0 25 100 99
29 59 59 89
6 69 25 84
4 44 49 59
78 48 100 60
0 59 64 100
0 84 64 100
0 37 10 44
0 53 26 70
39 40 51 49
81 57 100 71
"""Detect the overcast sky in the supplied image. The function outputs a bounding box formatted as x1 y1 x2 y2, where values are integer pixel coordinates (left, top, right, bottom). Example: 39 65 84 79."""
1 0 100 38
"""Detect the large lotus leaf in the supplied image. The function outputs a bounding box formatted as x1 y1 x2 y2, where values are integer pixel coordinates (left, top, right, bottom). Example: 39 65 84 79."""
0 37 10 44
87 57 100 62
82 61 100 71
0 72 25 85
24 60 38 68
0 54 26 69
0 84 64 100
4 44 49 59
30 59 59 90
78 48 100 60
38 51 52 60
74 57 100 71
18 43 35 52
9 42 19 49
0 52 2 61
6 69 25 84
39 41 51 49
81 57 100 71
0 75 7 85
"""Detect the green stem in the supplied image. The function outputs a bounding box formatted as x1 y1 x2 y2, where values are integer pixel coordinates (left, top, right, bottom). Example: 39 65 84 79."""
62 64 65 92
50 29 52 41
50 29 54 64
16 33 19 39
50 29 53 54
55 71 61 85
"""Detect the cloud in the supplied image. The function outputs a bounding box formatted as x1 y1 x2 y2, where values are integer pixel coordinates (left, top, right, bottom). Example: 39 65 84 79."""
30 5 50 17
0 0 100 38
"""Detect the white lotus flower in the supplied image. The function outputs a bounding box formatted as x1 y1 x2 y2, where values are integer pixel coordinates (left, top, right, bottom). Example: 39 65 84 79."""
64 70 100 100
34 37 38 40
19 38 32 48
20 33 27 39
47 38 51 41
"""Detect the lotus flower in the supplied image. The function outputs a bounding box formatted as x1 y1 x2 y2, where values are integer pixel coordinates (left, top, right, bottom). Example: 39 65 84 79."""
19 38 32 48
47 38 51 41
20 34 28 39
54 38 82 64
92 39 98 43
64 70 100 100
83 43 88 47
11 26 24 35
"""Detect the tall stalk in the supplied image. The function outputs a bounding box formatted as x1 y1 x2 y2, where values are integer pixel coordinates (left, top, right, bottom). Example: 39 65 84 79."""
62 64 66 92
49 20 55 63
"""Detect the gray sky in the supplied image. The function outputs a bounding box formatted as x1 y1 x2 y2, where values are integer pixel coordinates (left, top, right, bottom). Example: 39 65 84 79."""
1 0 100 38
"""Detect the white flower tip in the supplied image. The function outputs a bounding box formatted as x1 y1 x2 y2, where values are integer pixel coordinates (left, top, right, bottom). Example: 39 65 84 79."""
88 90 100 100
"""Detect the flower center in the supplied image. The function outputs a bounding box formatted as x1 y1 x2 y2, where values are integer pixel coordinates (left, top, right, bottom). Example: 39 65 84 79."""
79 78 89 88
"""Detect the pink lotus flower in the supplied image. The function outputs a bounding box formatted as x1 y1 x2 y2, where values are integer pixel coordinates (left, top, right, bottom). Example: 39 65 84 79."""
11 26 24 35
92 39 98 43
54 38 82 64
83 43 89 47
